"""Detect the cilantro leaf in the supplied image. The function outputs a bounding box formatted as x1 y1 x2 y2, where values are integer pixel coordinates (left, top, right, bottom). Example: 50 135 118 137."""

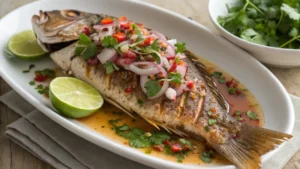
211 71 222 78
151 39 160 51
174 42 186 54
144 80 161 97
137 99 143 106
76 33 98 60
104 61 119 74
141 48 161 64
101 36 118 48
247 110 258 120
281 4 300 20
241 28 267 45
132 24 144 42
208 119 217 125
201 150 214 163
29 81 35 86
149 132 170 145
168 72 182 84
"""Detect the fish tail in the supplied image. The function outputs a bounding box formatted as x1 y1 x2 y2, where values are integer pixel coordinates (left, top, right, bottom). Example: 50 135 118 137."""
215 124 292 169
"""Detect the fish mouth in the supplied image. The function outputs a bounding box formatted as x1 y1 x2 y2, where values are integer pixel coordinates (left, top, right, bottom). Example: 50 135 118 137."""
32 10 78 52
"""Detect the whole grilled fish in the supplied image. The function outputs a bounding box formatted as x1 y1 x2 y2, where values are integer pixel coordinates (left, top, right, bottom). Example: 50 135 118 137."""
32 10 292 169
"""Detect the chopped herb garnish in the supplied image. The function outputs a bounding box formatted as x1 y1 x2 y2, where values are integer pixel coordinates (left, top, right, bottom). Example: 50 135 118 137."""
75 33 98 60
37 86 49 94
205 126 210 132
218 77 226 84
228 87 236 95
141 47 161 64
177 153 186 163
35 84 43 90
149 132 170 145
29 81 35 86
23 64 35 73
174 42 186 54
237 117 244 121
168 72 182 84
207 111 213 116
144 80 161 97
137 99 143 106
132 24 144 42
247 110 258 120
145 149 152 154
208 119 217 125
201 150 214 163
174 57 180 64
211 71 222 79
179 138 192 148
37 69 55 78
104 61 119 74
101 36 118 48
151 39 160 51
234 110 242 116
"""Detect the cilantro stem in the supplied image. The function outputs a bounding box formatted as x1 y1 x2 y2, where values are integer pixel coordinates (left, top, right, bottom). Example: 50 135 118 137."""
246 0 264 16
276 10 284 30
280 35 300 48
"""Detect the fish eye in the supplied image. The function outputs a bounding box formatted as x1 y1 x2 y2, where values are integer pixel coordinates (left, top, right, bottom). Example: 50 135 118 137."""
62 10 82 19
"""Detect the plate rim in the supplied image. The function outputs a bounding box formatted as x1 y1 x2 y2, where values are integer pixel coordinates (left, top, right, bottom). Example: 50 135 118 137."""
0 0 295 168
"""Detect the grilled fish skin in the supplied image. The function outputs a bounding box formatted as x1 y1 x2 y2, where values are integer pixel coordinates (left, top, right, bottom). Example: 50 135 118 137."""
32 10 292 169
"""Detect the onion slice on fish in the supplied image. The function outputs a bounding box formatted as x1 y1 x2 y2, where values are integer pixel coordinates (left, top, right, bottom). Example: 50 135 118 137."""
175 83 187 96
140 65 169 99
97 48 118 64
129 61 160 76
162 57 171 70
176 65 188 77
151 30 167 41
165 44 175 59
115 58 135 70
167 39 177 46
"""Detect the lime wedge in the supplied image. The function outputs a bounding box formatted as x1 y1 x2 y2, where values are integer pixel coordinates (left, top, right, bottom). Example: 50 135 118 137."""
49 77 103 118
8 30 47 59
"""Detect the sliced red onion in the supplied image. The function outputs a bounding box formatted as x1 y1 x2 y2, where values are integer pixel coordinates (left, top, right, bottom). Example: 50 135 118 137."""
165 45 175 59
167 39 177 46
93 24 113 31
176 53 186 59
97 26 114 39
115 58 135 70
140 65 169 99
162 57 171 70
165 88 176 100
87 56 99 65
151 30 167 41
97 48 118 64
175 83 187 96
118 40 131 46
176 65 188 77
117 20 128 27
129 62 160 76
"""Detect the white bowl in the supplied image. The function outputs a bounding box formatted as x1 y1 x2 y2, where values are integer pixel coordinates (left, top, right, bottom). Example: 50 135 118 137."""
209 0 300 68
0 0 294 168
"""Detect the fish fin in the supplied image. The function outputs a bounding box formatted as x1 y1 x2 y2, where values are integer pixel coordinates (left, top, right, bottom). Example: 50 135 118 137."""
185 50 230 112
215 124 292 169
104 97 136 119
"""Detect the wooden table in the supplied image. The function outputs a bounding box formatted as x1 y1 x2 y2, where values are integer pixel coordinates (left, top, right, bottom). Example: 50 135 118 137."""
0 0 299 168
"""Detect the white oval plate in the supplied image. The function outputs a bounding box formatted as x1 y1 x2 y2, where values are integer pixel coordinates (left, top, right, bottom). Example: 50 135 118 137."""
0 0 294 168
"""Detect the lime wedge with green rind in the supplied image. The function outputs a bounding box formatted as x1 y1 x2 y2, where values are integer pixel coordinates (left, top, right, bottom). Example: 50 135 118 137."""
49 77 103 118
8 30 47 59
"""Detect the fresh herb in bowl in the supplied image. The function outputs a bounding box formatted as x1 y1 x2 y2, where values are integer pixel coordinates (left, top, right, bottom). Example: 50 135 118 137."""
218 0 300 49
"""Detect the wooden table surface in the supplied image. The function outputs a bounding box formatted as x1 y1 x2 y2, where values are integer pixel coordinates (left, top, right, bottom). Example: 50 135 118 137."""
0 0 299 168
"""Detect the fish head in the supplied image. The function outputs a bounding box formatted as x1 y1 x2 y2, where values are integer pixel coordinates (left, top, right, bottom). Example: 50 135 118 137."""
32 10 101 52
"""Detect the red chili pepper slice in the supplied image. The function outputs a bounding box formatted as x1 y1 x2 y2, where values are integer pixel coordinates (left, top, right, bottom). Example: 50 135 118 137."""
101 18 114 25
118 16 127 22
125 87 132 93
113 33 127 43
169 62 177 73
82 27 90 35
187 81 194 89
34 72 48 82
144 37 152 46
122 50 137 59
120 22 130 30
171 143 183 153
164 140 171 146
